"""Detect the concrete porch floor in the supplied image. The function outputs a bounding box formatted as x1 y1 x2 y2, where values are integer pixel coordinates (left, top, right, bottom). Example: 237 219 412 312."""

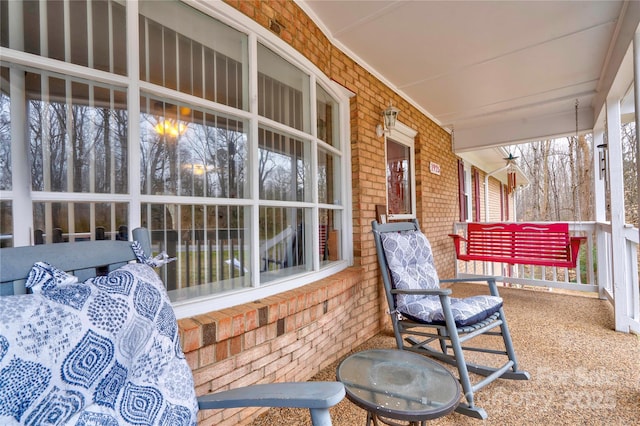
250 283 640 425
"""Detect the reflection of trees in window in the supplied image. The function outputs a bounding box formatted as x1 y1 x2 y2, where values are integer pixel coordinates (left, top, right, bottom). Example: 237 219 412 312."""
140 114 168 195
140 103 183 196
259 128 306 202
29 100 68 192
100 108 129 194
317 150 336 205
27 75 127 194
258 148 276 198
268 165 293 200
71 102 89 192
182 124 246 199
141 105 247 199
0 90 11 191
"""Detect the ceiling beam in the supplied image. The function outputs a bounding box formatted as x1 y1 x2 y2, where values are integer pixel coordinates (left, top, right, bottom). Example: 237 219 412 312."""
453 106 594 152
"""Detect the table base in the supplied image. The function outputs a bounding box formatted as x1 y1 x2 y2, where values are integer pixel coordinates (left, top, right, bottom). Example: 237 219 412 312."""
366 411 427 426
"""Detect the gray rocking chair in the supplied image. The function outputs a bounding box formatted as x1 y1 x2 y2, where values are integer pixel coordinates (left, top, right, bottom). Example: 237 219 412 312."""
372 219 529 419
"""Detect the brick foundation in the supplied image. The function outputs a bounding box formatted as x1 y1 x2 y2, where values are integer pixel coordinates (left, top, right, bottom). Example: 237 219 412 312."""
178 266 373 425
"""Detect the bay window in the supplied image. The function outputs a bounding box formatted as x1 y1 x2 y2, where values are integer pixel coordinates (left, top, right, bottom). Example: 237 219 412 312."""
0 0 351 316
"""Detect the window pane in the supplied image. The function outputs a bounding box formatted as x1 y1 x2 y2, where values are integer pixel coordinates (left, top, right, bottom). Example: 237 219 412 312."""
141 203 251 299
3 0 127 75
0 66 10 191
140 96 248 198
1 0 348 303
259 127 309 202
316 84 340 148
33 201 128 244
0 200 12 248
387 138 412 215
260 206 311 283
139 1 248 110
27 72 128 194
319 208 341 266
258 44 309 132
318 148 341 205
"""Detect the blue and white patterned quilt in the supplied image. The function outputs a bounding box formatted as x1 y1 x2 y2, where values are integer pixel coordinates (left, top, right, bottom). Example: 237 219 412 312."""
0 261 198 425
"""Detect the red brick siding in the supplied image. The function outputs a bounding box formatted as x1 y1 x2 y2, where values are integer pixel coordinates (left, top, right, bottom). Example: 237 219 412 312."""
182 267 370 425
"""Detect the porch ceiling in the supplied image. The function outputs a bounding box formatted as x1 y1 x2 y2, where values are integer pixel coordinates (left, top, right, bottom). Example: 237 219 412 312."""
298 0 640 152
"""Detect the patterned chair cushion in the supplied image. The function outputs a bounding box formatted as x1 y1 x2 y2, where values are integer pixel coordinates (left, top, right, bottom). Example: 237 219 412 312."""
380 230 439 309
0 261 198 426
401 294 503 327
380 228 503 327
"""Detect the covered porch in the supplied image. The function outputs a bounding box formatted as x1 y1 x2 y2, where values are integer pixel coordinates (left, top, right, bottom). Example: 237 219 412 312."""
2 1 640 424
252 282 640 425
300 0 640 334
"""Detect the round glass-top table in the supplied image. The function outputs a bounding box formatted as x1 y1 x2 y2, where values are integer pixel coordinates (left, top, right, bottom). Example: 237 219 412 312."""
336 349 460 425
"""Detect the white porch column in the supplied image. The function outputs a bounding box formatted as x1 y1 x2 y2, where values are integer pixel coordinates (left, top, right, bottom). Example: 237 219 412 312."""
630 30 640 333
635 31 640 241
606 98 629 332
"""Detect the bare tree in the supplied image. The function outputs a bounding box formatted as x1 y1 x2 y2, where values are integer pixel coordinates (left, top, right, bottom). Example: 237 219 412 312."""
0 93 11 191
512 136 593 222
622 122 638 225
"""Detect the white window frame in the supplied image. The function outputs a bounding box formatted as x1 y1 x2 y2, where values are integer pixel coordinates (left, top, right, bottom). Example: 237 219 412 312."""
385 121 417 221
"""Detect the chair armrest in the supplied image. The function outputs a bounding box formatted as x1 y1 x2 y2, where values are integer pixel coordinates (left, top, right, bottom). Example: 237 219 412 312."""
197 382 345 410
440 276 502 297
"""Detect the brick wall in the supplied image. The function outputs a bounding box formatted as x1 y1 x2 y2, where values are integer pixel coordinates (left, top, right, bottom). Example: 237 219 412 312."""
474 170 515 222
178 1 464 424
180 267 371 425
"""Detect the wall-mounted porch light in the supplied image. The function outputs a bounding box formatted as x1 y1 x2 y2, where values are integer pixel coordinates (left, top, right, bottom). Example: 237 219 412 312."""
376 102 400 137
